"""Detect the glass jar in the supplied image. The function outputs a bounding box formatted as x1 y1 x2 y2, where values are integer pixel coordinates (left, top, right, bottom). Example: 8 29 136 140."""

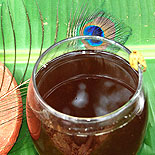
26 36 148 155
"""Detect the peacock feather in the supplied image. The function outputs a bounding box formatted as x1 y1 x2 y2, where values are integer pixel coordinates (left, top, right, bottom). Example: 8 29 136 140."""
69 10 132 50
62 0 132 52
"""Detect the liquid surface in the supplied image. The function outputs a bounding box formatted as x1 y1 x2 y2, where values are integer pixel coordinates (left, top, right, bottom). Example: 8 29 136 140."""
43 75 134 117
37 50 137 118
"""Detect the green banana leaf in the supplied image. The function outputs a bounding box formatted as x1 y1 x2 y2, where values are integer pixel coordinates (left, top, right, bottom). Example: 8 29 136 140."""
0 0 154 154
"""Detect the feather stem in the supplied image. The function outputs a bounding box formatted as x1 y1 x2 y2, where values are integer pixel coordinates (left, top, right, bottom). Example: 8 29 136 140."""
0 3 6 93
35 0 44 57
20 0 32 84
7 1 17 91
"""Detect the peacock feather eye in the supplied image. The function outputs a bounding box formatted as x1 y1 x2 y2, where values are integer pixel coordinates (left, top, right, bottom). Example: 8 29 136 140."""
83 25 104 46
83 25 104 37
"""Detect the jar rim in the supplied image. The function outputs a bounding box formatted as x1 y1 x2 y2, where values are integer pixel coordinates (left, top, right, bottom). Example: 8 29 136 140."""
32 35 143 124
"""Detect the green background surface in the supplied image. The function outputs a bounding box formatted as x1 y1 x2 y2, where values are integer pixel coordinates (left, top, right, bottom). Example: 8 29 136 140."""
0 0 154 154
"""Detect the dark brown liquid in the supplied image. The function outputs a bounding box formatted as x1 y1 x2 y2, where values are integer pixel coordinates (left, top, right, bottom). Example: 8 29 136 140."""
43 75 134 117
27 50 148 155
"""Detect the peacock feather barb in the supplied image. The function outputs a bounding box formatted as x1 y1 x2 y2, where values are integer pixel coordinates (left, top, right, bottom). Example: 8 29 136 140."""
70 11 132 50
